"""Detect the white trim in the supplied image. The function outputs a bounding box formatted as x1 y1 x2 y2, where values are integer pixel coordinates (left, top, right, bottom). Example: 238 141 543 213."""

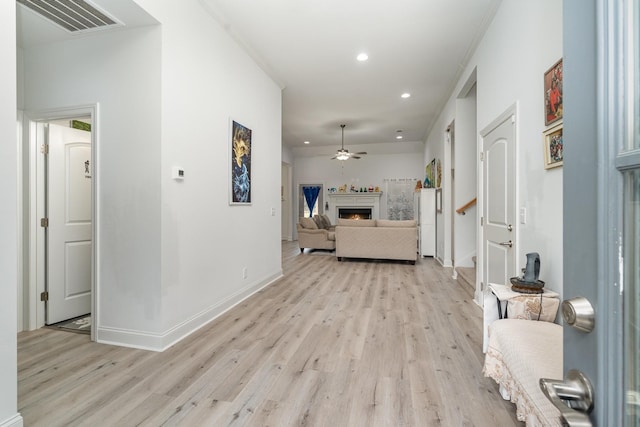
23 104 98 343
0 414 23 427
16 111 23 332
97 270 283 352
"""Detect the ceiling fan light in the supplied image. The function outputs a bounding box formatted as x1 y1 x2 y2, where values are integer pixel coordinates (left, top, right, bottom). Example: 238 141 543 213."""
336 152 350 161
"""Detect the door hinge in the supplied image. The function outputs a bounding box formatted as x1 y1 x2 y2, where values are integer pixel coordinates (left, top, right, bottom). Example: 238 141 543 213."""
40 291 49 302
480 152 484 161
480 216 484 226
480 281 484 291
40 218 49 228
40 144 49 155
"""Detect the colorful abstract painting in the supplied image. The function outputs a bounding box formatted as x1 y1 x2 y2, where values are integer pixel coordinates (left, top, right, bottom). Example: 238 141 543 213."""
231 120 252 204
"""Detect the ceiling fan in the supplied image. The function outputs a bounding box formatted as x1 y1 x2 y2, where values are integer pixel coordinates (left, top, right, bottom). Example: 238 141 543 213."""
331 124 367 160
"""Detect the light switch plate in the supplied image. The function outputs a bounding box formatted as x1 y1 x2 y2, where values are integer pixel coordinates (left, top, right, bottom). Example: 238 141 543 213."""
520 207 527 224
172 167 185 180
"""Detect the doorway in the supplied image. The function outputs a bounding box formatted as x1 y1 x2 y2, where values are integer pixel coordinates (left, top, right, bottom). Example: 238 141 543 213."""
281 162 292 241
479 106 517 305
24 106 97 339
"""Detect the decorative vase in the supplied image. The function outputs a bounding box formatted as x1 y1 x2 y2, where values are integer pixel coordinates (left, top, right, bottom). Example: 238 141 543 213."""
523 252 540 283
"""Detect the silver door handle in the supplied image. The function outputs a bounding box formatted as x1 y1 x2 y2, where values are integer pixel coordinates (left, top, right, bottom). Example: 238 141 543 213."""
540 370 593 426
499 240 513 248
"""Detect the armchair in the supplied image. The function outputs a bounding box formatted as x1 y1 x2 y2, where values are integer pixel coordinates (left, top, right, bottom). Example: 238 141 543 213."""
297 217 336 252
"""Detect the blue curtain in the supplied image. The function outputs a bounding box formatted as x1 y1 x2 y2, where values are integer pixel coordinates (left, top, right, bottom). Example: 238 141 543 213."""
303 186 321 217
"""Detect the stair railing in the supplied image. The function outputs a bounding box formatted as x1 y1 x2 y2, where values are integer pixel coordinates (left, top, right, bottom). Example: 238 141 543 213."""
456 197 477 215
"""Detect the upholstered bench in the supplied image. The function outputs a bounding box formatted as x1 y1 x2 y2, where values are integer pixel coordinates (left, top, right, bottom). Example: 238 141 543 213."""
483 319 562 426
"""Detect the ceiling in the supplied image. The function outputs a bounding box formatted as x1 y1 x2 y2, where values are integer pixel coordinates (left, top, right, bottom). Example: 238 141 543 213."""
16 0 502 156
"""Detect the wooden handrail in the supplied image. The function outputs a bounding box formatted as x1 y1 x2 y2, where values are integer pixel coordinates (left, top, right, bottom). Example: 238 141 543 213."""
456 197 477 215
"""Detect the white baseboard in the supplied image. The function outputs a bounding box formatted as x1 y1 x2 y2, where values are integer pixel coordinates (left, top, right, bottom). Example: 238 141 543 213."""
435 257 453 268
0 414 23 427
96 270 283 352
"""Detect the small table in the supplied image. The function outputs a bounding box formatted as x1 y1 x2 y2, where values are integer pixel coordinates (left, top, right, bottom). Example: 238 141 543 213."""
489 283 559 319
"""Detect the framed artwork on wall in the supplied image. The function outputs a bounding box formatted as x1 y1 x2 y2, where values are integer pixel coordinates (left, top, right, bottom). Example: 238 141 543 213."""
230 119 252 204
544 58 563 126
543 121 563 169
424 158 436 188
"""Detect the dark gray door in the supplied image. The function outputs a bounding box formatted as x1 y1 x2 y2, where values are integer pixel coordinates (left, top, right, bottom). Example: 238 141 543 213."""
561 0 638 424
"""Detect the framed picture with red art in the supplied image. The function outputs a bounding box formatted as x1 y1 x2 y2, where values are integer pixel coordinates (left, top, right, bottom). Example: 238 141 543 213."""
544 58 563 126
543 121 563 169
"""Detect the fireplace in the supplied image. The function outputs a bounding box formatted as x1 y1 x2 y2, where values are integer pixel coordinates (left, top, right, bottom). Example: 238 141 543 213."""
328 192 381 223
338 207 372 220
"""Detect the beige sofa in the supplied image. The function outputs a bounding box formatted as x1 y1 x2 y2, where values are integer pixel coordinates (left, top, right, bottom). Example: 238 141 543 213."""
297 216 335 252
335 219 417 263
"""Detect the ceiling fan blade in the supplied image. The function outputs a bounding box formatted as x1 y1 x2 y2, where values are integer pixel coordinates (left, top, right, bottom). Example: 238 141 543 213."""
352 156 361 159
354 152 367 155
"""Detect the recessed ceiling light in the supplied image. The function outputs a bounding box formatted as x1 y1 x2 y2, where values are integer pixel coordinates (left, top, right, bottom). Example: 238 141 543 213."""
303 141 310 145
401 93 411 98
357 53 369 62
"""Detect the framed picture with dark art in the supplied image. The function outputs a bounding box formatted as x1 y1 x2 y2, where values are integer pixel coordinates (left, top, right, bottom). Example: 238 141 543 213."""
544 58 563 126
230 119 252 204
543 122 563 169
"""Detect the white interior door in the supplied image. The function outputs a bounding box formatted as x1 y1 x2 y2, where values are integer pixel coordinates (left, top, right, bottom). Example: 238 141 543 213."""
46 123 92 324
481 111 516 292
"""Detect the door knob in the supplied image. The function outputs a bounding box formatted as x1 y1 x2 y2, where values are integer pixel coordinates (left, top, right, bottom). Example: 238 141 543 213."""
540 369 593 426
499 240 513 248
562 297 595 333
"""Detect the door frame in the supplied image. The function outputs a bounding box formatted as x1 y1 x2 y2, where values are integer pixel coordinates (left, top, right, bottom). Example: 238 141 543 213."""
23 104 98 341
478 104 519 306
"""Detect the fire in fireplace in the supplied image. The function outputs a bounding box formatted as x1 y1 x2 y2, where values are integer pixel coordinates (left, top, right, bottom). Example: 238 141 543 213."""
338 208 372 220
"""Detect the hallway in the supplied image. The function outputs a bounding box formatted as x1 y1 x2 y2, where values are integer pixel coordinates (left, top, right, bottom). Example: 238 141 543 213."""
18 242 520 426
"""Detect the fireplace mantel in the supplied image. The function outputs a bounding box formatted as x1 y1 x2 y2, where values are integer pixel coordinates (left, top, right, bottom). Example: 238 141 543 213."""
327 192 382 223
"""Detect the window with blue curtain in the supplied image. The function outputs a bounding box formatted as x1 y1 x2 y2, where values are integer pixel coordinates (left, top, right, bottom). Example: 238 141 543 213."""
302 186 321 217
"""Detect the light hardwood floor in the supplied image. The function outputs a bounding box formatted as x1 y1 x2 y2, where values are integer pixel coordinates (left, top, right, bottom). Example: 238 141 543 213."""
18 242 521 426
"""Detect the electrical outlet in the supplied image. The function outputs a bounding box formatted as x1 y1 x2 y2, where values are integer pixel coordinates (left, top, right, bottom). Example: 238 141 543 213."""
242 267 247 279
271 207 276 216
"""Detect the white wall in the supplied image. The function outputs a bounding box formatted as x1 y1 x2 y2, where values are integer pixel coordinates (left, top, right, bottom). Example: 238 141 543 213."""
22 0 282 350
424 0 563 295
293 150 423 233
23 26 164 339
1 1 22 425
454 84 478 267
134 0 283 336
424 129 449 265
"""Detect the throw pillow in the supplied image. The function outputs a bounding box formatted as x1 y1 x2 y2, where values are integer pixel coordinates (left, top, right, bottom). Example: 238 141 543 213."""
300 217 318 229
320 214 333 228
313 215 324 229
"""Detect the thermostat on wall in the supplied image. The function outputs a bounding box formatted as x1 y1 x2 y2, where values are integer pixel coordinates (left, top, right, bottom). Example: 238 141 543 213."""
172 167 185 180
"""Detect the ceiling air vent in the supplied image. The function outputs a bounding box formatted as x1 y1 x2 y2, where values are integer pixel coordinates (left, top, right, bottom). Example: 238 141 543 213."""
17 0 120 33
